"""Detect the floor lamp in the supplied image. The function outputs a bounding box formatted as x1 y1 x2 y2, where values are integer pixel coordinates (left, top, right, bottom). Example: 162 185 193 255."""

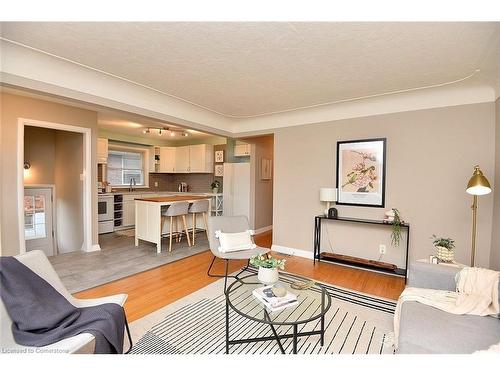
465 165 492 267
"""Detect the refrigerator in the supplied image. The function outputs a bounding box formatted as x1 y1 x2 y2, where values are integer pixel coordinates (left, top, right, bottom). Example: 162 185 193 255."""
223 162 251 220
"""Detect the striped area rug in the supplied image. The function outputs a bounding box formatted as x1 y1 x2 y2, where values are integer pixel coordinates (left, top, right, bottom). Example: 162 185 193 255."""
129 270 396 354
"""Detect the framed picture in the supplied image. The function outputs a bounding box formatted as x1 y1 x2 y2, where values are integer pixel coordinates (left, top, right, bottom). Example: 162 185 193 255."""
215 150 224 163
336 138 386 207
261 158 272 180
214 164 224 177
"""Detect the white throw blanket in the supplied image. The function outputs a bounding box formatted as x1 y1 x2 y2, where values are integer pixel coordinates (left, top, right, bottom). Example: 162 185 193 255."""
393 267 500 349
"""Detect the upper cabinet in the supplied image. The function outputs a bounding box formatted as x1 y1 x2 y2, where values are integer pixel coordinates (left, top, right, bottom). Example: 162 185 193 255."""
97 138 108 163
159 147 176 173
149 143 214 174
189 144 214 173
175 146 191 173
234 143 251 157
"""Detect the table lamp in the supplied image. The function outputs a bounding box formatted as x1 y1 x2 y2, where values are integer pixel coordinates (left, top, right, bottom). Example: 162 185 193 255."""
320 188 337 218
465 165 492 267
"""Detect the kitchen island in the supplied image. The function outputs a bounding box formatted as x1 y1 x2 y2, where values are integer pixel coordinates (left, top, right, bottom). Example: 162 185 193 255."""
135 195 211 253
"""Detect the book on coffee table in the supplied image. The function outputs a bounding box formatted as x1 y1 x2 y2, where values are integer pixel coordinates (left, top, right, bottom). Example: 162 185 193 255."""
252 285 298 312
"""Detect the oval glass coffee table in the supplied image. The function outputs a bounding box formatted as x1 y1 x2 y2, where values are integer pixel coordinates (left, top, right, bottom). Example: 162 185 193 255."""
225 273 332 354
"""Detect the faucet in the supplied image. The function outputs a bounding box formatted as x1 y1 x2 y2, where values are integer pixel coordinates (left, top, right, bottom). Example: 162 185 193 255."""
129 177 136 192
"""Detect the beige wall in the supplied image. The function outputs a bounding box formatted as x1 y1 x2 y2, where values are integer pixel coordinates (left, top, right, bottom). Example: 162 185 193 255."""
24 126 56 185
55 131 84 253
0 92 98 256
244 135 274 231
491 98 500 271
273 103 496 268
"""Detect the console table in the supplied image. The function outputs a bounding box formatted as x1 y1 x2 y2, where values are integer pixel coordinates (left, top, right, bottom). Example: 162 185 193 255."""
313 215 410 282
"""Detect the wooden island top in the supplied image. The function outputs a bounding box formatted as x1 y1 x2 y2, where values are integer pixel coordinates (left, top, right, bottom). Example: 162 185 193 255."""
135 195 209 203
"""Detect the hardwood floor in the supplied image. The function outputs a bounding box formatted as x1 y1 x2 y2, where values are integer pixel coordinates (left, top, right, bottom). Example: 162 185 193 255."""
74 231 405 322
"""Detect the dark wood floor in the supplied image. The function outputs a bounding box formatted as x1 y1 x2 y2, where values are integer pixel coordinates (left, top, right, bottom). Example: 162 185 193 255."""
74 231 405 322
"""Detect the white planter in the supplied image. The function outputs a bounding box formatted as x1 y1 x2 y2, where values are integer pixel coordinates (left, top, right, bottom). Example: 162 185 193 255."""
212 188 218 194
435 246 454 262
258 267 279 285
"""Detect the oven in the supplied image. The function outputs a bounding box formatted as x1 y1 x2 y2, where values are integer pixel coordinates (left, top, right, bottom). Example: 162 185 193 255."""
98 194 114 233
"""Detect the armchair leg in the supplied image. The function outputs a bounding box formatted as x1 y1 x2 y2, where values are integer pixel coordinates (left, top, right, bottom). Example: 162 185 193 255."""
207 256 252 294
124 316 133 354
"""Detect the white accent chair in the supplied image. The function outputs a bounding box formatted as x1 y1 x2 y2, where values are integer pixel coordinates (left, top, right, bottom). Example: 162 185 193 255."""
207 216 270 292
0 250 132 354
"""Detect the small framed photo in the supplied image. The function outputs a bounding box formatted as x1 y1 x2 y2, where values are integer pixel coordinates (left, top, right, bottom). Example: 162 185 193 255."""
261 158 272 180
215 150 224 163
336 138 386 207
214 164 224 177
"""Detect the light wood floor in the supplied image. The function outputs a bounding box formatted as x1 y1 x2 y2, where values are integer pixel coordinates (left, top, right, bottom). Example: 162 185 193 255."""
74 231 405 322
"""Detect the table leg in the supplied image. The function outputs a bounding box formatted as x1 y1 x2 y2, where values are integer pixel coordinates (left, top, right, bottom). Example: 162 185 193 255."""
264 310 285 354
293 324 298 354
321 289 325 346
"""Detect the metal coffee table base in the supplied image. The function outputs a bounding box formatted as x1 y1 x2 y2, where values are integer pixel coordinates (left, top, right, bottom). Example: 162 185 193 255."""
225 302 325 354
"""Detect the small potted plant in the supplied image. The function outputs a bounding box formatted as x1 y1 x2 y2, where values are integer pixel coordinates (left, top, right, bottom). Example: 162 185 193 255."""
250 253 286 285
431 235 455 263
211 180 221 194
385 208 403 247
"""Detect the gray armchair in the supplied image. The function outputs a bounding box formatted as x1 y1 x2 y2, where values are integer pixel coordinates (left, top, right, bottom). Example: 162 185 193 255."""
397 261 500 354
207 215 270 292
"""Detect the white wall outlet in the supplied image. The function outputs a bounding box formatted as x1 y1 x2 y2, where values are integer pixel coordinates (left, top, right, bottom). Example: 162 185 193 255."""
379 244 387 254
154 181 159 187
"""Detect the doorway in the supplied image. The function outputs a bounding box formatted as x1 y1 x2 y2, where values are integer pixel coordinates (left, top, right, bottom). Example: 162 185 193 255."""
17 118 93 254
24 187 56 256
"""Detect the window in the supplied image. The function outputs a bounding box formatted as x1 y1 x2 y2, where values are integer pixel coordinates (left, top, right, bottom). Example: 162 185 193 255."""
107 149 146 186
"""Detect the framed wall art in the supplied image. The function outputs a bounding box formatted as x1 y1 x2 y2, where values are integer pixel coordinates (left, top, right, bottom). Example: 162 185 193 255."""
214 164 224 177
215 150 224 163
336 138 386 207
261 158 272 180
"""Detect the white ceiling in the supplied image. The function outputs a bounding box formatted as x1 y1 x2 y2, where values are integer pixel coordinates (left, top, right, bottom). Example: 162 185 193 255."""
97 111 213 140
2 22 499 119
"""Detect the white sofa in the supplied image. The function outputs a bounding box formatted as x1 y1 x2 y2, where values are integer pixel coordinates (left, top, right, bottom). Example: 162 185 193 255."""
1 250 128 354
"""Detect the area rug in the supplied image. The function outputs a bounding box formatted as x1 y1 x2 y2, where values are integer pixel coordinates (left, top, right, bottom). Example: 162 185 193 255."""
128 269 396 354
49 232 210 293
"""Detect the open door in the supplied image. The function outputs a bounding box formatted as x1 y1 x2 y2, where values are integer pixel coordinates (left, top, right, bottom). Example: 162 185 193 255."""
24 187 55 256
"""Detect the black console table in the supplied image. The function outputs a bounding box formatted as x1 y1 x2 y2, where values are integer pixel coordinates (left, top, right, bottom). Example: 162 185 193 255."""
313 216 410 282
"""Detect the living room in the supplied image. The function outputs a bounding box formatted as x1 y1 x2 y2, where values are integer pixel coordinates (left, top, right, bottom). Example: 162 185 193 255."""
1 1 499 373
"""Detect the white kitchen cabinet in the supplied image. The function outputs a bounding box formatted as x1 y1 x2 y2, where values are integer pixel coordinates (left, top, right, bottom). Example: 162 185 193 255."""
122 194 142 227
234 143 251 157
97 138 108 163
159 147 176 173
175 146 190 173
189 144 214 173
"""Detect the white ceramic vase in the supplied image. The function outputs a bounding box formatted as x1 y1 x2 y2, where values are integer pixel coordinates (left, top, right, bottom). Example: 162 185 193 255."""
212 188 218 194
258 266 279 285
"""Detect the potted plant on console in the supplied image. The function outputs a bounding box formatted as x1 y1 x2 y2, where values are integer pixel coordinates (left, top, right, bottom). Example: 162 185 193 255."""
250 254 286 285
211 180 221 194
431 235 455 263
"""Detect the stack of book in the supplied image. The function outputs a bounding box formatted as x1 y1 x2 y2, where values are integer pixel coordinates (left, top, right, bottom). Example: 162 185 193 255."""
252 285 298 312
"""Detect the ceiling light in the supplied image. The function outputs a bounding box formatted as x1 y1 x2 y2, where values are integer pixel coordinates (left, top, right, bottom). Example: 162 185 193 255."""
158 128 162 135
182 132 188 137
142 128 150 134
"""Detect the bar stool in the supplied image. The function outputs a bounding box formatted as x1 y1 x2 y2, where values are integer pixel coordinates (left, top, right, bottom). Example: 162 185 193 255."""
188 199 210 245
161 201 191 252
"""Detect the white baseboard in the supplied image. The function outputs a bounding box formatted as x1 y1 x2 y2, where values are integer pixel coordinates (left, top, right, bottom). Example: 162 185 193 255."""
271 244 314 259
88 244 101 252
254 225 272 235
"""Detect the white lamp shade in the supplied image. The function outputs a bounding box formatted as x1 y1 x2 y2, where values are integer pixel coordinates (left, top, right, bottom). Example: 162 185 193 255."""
320 188 337 202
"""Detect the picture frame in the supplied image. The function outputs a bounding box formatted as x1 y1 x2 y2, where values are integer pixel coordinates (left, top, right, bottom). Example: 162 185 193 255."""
214 164 224 177
261 158 272 180
215 150 224 163
336 138 386 207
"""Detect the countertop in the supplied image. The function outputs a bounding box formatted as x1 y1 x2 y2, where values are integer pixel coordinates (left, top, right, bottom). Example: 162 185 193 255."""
98 190 222 196
135 195 211 203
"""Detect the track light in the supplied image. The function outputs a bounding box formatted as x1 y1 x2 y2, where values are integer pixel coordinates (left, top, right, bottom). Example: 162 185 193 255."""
143 128 150 134
158 128 162 135
182 132 188 137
